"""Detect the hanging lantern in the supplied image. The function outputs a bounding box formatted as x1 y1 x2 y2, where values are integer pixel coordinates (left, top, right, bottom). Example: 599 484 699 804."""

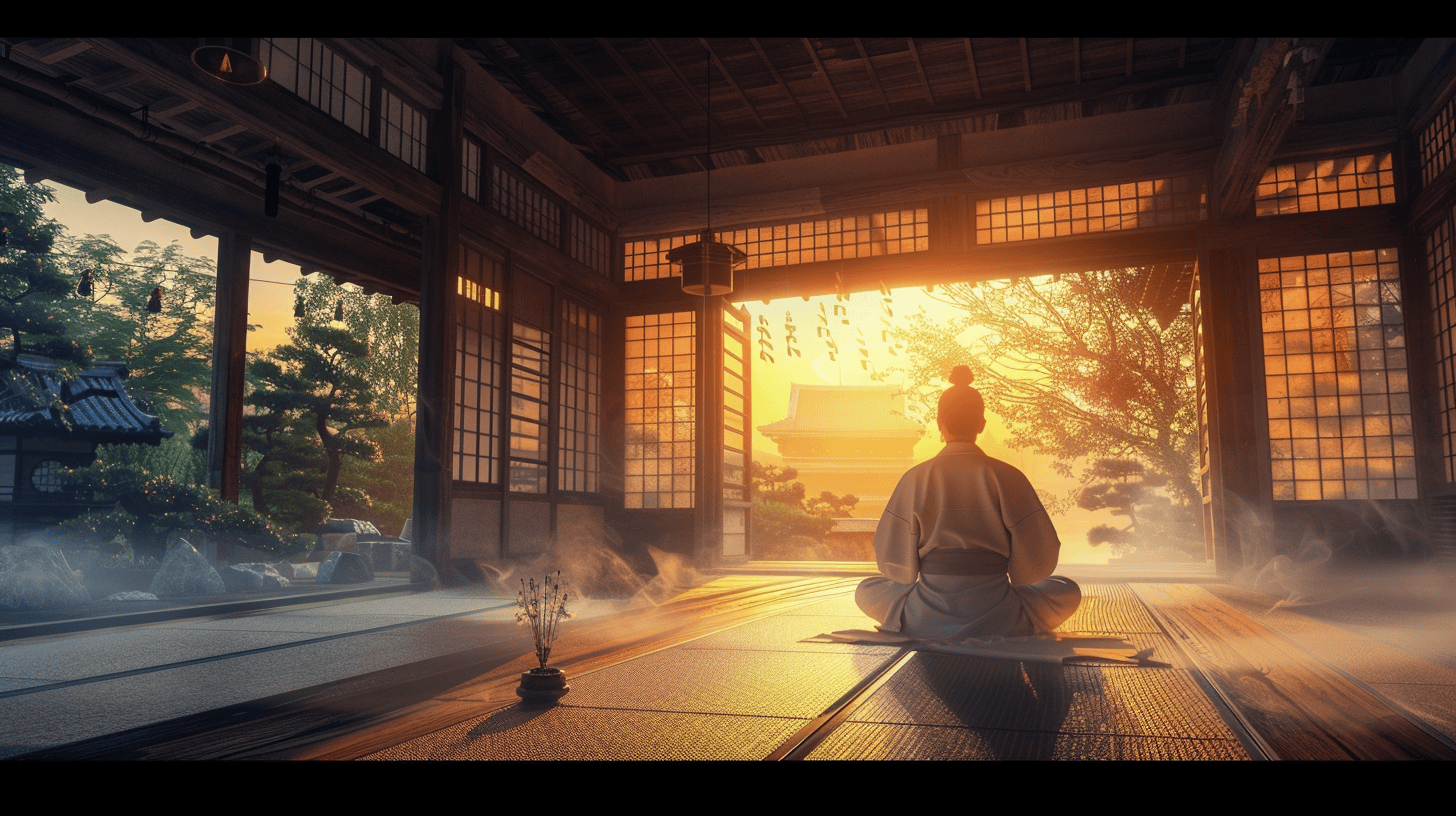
191 41 268 86
333 300 345 323
146 287 163 314
669 229 745 297
78 269 94 298
293 293 305 319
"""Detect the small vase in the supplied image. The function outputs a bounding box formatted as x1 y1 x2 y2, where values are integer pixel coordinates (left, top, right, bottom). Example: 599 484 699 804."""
516 666 570 704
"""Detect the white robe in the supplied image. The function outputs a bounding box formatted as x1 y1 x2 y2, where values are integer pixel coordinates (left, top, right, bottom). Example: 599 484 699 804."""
856 442 1080 637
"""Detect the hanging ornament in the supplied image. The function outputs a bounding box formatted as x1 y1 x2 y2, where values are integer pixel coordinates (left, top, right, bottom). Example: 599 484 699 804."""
333 300 345 323
146 287 163 314
78 269 94 298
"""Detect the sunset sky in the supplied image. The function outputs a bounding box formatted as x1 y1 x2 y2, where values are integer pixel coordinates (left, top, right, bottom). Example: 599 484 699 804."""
40 182 1115 563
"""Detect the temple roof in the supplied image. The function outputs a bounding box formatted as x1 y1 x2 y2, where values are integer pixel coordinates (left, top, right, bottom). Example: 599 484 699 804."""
0 359 173 444
758 384 925 438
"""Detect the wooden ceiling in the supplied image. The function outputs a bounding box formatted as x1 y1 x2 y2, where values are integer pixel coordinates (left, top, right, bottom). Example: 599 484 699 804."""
456 38 1422 181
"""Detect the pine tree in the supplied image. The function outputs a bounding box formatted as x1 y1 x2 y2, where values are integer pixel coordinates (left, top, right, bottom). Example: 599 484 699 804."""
0 166 87 370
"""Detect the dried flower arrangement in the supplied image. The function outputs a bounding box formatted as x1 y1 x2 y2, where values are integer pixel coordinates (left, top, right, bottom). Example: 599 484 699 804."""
515 570 573 669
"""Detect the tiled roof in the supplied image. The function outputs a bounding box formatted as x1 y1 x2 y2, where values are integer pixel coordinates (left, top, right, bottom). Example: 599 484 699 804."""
758 384 925 437
0 359 173 444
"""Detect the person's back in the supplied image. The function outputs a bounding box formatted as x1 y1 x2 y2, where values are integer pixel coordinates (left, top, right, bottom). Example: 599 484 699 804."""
855 365 1080 638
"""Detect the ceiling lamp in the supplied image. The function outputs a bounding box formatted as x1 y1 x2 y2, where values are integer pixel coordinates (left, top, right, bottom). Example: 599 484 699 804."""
191 41 268 86
676 41 742 297
670 229 745 297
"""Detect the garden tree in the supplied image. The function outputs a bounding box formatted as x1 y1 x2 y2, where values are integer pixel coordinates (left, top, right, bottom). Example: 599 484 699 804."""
291 275 419 420
749 461 860 559
243 323 388 528
1078 458 1201 559
327 419 415 538
61 237 218 437
895 270 1199 513
0 166 87 370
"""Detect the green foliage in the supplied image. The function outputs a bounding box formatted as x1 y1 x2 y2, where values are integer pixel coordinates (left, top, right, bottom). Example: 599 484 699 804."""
243 314 391 529
749 461 858 559
1077 458 1201 561
0 166 88 370
896 270 1199 512
328 419 415 538
59 460 307 561
291 275 419 420
60 237 218 437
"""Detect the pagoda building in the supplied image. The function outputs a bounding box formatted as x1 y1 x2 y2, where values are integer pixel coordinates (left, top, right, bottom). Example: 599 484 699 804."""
758 384 925 519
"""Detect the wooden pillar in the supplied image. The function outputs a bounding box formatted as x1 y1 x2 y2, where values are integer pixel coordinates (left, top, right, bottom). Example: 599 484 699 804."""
208 231 250 501
413 49 464 577
1198 241 1264 573
695 294 725 565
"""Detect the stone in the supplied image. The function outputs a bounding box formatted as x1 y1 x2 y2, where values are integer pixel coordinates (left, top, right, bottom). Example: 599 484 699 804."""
149 539 226 597
221 563 290 592
274 560 318 581
318 532 358 553
0 544 90 610
357 540 413 572
317 551 374 584
410 554 439 588
318 518 382 539
104 591 158 602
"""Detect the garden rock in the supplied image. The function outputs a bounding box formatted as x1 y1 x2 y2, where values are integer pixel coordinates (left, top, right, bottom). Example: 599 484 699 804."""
358 540 413 572
222 563 291 592
317 551 374 584
0 544 90 610
410 554 438 587
274 561 318 581
104 591 158 602
318 518 382 539
319 532 357 553
149 539 226 597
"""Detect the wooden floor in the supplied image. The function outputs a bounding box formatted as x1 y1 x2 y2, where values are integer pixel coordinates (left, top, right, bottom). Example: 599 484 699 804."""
12 573 1454 761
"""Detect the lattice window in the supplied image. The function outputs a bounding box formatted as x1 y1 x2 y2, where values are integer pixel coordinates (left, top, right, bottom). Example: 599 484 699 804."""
1428 209 1456 483
558 301 601 493
260 38 371 137
509 323 551 494
1421 97 1456 189
569 213 611 278
378 88 428 173
723 308 748 504
975 178 1205 244
462 137 482 200
625 312 696 508
1255 153 1395 216
624 209 930 282
454 246 504 484
1261 248 1415 501
490 165 560 246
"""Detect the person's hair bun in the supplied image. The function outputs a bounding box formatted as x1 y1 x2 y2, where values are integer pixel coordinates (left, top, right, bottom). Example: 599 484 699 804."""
948 365 974 386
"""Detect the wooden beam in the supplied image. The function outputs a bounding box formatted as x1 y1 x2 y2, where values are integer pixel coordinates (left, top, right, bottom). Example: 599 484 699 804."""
0 76 421 296
801 38 849 120
1213 38 1334 219
750 39 810 127
703 38 767 132
602 69 1221 169
82 38 443 218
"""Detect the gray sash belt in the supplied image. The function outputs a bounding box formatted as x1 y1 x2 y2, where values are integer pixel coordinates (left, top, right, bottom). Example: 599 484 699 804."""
919 548 1009 576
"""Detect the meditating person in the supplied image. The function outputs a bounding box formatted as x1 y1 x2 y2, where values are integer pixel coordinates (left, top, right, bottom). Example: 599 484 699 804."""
856 365 1081 638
